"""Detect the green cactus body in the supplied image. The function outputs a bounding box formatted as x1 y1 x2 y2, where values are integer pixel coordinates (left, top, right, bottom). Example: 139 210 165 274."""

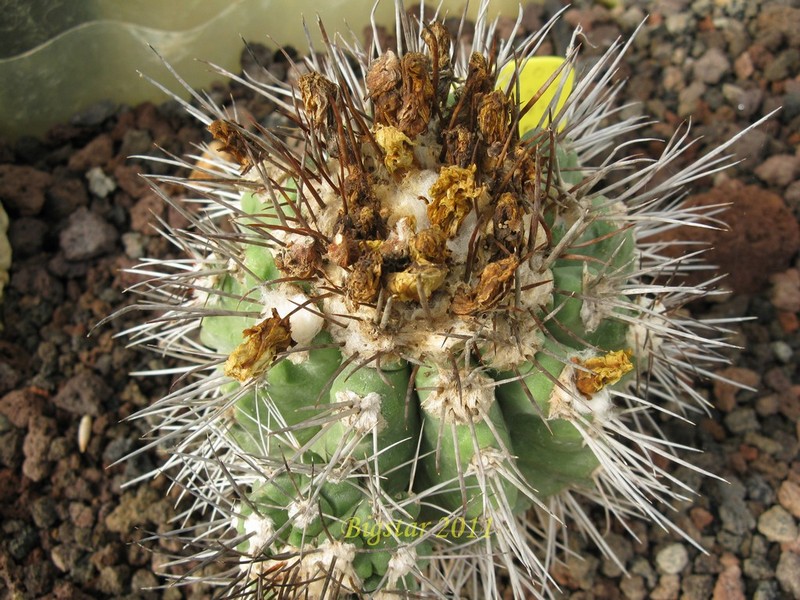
315 360 420 493
416 365 518 520
122 2 770 597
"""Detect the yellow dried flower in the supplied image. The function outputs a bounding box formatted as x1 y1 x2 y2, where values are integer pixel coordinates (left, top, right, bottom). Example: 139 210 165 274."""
427 164 483 237
224 310 293 382
573 350 634 396
373 124 415 174
386 264 448 302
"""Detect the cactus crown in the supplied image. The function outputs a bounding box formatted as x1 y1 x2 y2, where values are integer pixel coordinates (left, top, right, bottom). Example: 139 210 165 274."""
116 2 771 598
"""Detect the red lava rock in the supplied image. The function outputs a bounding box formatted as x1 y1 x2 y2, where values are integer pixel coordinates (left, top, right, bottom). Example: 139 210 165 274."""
22 414 57 482
756 5 800 48
690 507 715 531
780 385 800 423
52 371 111 417
648 180 800 294
739 444 758 461
770 268 800 312
776 311 799 333
0 389 46 429
59 207 119 261
700 417 727 442
113 164 149 199
67 133 114 172
134 102 173 140
712 367 760 412
68 502 96 530
778 481 800 519
713 554 745 600
8 217 48 259
0 164 53 216
129 192 165 234
754 154 800 188
44 176 89 221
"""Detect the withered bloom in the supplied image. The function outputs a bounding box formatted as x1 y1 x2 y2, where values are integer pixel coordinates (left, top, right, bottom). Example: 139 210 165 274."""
366 50 403 127
207 119 262 174
410 227 449 265
491 192 525 254
450 256 519 315
340 171 386 240
346 250 383 305
224 309 293 382
386 264 447 302
421 21 453 104
478 90 512 146
397 52 435 137
298 72 338 132
442 125 474 168
427 164 483 237
373 124 416 174
275 240 321 280
454 52 493 127
573 350 634 397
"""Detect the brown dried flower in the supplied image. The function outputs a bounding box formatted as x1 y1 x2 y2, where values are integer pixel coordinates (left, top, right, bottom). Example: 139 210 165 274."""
366 50 403 127
298 72 338 131
207 120 262 174
450 256 519 315
410 227 449 265
346 250 383 305
398 52 435 138
275 240 321 280
478 90 512 146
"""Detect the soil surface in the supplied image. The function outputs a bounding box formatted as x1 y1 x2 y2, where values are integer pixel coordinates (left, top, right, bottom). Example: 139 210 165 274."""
1 1 799 599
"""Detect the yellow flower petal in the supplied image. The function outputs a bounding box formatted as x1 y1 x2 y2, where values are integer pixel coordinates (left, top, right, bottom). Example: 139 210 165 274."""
496 56 575 136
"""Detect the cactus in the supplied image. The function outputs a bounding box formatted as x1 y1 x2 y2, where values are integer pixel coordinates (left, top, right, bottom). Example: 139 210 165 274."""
118 3 772 598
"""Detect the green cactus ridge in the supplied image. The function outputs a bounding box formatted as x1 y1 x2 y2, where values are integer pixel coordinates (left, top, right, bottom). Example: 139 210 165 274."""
121 3 771 598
